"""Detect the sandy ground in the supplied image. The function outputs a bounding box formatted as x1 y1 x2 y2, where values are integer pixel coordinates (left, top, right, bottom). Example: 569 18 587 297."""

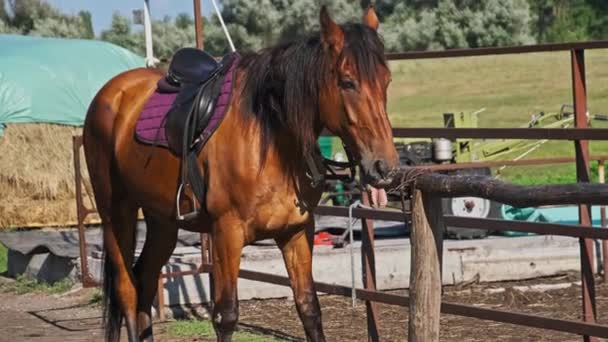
1 272 608 341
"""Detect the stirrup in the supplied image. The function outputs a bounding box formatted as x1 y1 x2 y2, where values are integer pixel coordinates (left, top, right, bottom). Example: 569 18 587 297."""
176 183 200 222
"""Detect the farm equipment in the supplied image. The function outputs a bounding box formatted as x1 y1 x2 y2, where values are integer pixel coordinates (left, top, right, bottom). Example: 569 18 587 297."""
321 104 607 239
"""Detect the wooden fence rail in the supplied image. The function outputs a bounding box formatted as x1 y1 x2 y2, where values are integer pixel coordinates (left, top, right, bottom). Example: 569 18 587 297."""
402 168 608 341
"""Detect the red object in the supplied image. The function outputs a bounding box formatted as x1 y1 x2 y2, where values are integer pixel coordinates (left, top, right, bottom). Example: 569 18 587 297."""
314 231 334 246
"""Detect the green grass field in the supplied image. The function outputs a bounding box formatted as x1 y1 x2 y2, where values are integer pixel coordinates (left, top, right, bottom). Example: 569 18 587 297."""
0 275 72 295
166 319 285 341
385 49 608 184
0 243 7 274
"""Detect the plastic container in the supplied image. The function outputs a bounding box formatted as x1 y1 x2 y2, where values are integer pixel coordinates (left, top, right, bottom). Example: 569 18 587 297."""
318 137 333 159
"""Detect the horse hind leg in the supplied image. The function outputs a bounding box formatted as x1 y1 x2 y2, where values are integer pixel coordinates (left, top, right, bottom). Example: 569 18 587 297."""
133 212 178 342
84 132 140 341
101 200 140 342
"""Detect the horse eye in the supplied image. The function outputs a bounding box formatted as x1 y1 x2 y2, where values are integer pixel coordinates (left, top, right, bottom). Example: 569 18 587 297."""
339 79 356 90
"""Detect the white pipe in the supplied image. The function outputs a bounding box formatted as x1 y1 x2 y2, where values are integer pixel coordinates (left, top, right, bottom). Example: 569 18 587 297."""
348 200 361 308
209 0 236 52
143 0 157 67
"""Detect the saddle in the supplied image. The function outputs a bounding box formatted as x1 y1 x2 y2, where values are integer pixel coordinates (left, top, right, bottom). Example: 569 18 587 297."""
160 47 220 88
154 48 240 222
160 48 235 156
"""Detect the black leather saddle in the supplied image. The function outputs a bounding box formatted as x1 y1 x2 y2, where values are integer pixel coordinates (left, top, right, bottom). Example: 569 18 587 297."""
159 48 234 156
160 47 220 89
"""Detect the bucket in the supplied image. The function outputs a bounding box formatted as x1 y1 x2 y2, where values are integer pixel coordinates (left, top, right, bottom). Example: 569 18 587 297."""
318 137 333 159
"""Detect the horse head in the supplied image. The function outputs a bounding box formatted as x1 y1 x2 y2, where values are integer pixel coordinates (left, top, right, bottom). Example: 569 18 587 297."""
318 5 399 189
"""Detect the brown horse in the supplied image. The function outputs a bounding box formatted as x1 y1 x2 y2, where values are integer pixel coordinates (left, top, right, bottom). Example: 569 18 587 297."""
83 5 397 342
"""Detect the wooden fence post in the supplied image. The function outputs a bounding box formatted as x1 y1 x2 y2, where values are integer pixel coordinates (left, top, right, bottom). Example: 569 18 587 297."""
408 190 444 342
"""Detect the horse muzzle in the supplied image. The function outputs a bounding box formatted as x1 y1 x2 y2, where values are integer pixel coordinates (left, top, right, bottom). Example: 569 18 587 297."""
361 158 396 189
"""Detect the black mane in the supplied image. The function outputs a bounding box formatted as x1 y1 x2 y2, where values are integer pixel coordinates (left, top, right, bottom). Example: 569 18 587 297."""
238 22 387 165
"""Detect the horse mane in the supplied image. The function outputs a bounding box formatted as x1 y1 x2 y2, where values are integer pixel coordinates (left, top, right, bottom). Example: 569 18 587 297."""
238 22 388 166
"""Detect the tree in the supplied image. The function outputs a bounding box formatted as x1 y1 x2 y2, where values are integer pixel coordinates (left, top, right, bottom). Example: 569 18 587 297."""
145 15 196 60
0 19 14 34
29 16 90 38
79 10 94 39
276 0 360 43
209 0 361 53
175 12 193 30
100 12 144 55
382 0 535 52
2 0 91 38
0 0 8 23
527 0 608 43
544 0 594 42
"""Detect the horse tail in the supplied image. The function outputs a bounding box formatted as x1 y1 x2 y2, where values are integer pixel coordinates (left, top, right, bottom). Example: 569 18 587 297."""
102 249 121 342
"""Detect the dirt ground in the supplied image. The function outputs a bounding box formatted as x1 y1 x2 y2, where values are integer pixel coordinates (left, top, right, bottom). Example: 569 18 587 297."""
1 272 608 341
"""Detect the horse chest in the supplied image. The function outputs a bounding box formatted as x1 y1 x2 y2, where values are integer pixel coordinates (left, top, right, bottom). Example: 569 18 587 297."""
256 195 310 229
229 180 322 236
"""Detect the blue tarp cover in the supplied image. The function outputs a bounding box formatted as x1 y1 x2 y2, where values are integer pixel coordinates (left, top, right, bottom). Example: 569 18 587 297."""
0 34 144 134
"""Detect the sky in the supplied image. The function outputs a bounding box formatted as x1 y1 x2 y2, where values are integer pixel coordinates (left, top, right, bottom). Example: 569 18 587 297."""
45 0 214 36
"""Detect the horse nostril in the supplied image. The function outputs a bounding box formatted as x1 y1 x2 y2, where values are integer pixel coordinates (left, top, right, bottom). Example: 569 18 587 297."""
374 159 390 179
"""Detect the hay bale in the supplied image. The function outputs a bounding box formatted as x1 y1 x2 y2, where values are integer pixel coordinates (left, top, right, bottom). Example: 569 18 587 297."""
0 123 98 228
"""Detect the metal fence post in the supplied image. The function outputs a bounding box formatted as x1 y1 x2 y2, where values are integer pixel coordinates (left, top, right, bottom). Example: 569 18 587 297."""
599 160 607 282
72 135 96 288
361 191 379 341
571 48 597 342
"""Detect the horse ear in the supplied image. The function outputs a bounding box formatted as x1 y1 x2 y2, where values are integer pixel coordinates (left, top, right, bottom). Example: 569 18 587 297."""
362 4 379 31
320 5 344 59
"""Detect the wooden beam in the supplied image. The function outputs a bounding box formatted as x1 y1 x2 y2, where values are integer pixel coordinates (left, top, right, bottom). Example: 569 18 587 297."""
393 171 608 207
193 0 203 49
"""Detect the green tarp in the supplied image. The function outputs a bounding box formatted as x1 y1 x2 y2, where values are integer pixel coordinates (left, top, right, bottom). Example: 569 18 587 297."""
0 34 145 135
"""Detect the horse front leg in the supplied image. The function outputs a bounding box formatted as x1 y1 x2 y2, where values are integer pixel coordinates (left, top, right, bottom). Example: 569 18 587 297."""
211 218 245 342
276 221 326 342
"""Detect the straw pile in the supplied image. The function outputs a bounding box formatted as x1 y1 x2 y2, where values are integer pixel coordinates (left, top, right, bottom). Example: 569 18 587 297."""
0 123 99 229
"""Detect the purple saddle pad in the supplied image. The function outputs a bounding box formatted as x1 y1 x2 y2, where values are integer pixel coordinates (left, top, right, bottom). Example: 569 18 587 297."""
135 53 240 150
134 92 177 147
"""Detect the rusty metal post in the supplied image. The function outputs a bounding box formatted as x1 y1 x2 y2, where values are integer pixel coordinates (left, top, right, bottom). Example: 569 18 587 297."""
200 232 214 308
193 0 204 50
599 160 607 282
571 48 597 342
206 234 215 312
200 233 208 265
157 275 165 320
361 191 379 341
73 135 95 288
